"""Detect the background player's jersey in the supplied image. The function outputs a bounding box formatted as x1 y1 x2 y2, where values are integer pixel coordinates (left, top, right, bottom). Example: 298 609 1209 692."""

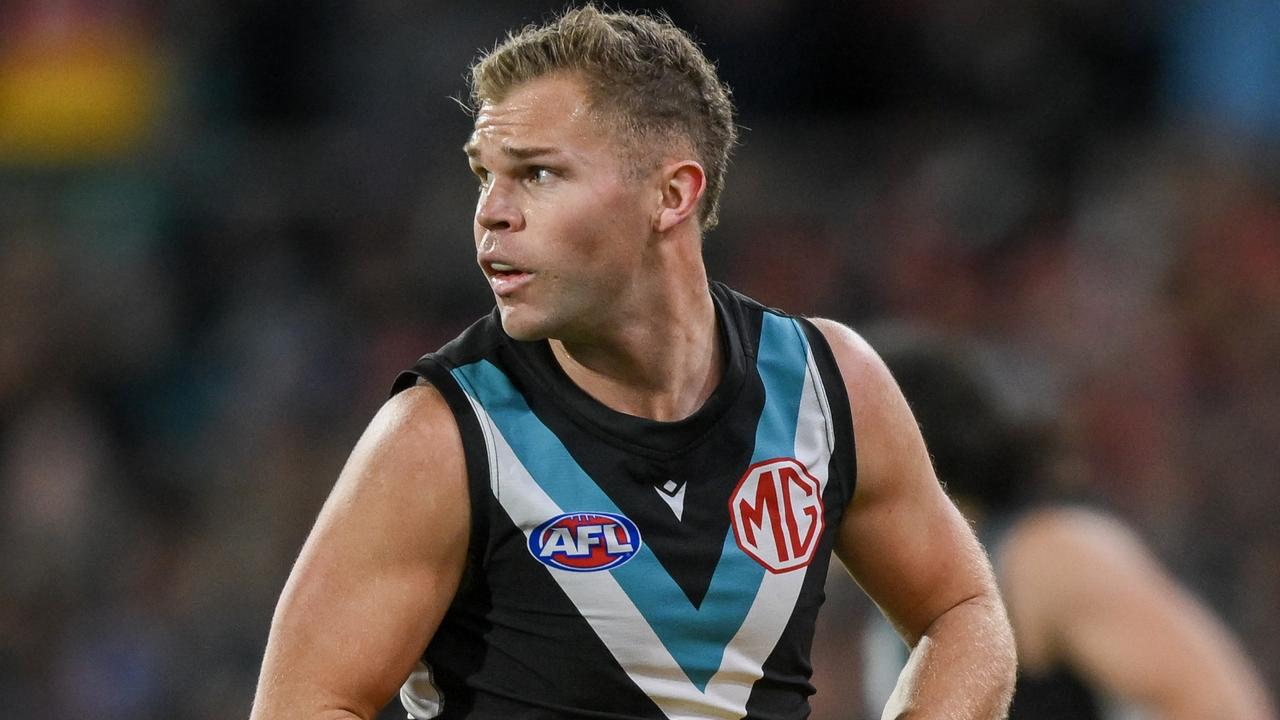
391 282 857 719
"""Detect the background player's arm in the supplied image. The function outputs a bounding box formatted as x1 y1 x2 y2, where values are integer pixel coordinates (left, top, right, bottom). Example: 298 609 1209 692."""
811 319 1015 720
250 384 470 720
1001 508 1278 720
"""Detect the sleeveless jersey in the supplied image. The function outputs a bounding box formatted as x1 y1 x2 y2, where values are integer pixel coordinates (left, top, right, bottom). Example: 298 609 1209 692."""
390 282 857 719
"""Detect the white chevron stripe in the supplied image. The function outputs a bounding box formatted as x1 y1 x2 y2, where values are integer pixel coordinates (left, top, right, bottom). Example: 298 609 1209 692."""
706 342 833 704
483 410 728 719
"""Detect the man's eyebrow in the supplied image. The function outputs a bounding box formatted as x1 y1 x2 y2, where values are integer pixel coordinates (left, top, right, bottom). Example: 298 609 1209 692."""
463 142 561 161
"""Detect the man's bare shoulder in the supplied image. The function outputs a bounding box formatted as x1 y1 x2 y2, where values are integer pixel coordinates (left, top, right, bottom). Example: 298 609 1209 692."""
998 505 1161 659
1001 506 1149 575
338 381 469 504
805 317 941 511
806 317 883 386
370 382 461 452
804 318 906 437
250 381 471 720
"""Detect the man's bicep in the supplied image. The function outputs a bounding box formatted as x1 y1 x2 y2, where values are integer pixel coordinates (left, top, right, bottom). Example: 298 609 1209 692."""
836 476 990 642
811 319 996 646
252 384 471 720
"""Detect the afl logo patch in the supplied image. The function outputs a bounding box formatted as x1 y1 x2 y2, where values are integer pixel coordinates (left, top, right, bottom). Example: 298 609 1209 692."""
730 458 825 573
529 512 642 572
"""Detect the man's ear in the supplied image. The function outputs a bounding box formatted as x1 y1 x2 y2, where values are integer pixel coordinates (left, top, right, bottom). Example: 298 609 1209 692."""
653 160 706 233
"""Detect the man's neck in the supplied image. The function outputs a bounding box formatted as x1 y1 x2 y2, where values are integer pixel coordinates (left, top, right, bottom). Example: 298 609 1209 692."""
549 275 722 423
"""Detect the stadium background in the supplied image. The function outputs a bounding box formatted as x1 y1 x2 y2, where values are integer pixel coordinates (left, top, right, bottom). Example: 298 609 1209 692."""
1 0 1277 716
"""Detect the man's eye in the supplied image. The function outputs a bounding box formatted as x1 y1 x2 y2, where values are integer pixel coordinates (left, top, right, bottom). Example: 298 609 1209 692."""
529 167 554 183
473 168 491 189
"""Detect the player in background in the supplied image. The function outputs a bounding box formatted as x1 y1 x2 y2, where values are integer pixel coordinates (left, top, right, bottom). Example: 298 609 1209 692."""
861 330 1278 720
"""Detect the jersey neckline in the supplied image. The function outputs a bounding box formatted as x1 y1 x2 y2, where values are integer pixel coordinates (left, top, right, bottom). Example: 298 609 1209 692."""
503 281 750 457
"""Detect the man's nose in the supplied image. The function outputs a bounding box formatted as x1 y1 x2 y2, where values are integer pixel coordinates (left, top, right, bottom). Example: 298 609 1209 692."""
476 181 524 233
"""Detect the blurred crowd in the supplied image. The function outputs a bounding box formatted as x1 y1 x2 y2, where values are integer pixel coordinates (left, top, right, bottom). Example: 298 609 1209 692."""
1 1 1277 717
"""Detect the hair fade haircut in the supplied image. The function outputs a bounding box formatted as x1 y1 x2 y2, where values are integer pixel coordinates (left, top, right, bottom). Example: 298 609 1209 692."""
469 5 738 231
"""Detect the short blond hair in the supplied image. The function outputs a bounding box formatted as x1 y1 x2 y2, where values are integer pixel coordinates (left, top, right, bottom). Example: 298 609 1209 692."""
470 5 737 231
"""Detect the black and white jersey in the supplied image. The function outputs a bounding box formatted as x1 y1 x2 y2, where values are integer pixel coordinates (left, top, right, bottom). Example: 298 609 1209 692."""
390 282 857 719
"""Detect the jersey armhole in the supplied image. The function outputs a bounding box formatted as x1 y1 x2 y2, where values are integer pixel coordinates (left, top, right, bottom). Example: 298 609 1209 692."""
797 318 859 511
392 356 493 586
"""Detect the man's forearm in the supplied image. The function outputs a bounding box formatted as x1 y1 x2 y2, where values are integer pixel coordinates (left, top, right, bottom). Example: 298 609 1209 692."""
881 595 1016 720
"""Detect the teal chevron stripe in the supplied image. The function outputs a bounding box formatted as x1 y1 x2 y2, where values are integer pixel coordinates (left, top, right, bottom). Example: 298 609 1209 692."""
753 313 809 464
450 314 809 690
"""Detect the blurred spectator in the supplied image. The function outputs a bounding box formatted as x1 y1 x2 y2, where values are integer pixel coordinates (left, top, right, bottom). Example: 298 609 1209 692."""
0 0 166 164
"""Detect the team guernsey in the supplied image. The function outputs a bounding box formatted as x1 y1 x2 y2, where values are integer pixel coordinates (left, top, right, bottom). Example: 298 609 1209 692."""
390 282 857 719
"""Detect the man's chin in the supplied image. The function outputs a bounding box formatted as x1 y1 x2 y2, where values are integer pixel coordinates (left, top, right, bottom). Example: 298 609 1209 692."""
497 308 551 342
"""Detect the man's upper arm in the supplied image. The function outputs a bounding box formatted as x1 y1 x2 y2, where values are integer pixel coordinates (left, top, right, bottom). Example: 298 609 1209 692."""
251 383 471 720
810 318 999 645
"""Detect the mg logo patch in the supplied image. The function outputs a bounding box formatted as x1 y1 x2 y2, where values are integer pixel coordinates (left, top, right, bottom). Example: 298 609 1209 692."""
529 512 642 572
730 458 824 573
